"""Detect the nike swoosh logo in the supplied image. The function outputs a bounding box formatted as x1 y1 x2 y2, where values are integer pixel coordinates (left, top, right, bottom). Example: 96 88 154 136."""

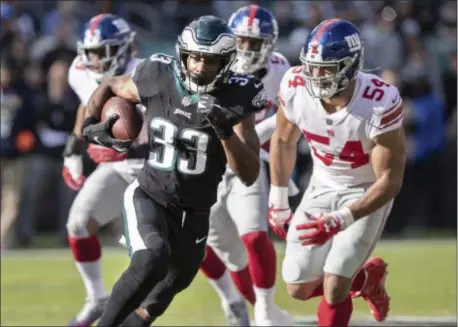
195 236 207 244
254 81 262 88
93 136 105 146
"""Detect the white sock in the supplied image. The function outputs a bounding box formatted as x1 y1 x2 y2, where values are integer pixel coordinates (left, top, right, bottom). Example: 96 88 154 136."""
75 260 107 300
254 286 275 308
208 270 243 305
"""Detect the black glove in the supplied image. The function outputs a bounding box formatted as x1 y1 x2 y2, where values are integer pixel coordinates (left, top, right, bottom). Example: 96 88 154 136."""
62 134 86 157
197 94 234 140
82 115 132 153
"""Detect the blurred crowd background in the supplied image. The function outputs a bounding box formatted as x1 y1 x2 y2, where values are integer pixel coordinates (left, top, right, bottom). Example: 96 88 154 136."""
1 0 456 250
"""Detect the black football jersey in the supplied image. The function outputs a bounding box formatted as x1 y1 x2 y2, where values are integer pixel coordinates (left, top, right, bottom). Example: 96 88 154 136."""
131 53 267 210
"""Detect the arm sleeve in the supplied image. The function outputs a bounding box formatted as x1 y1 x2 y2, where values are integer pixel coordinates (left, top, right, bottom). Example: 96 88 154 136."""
277 66 299 124
255 114 277 144
67 57 98 106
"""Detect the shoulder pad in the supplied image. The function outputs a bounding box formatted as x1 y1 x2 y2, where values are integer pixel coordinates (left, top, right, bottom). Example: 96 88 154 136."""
367 78 403 139
131 53 174 98
278 66 303 105
269 52 291 72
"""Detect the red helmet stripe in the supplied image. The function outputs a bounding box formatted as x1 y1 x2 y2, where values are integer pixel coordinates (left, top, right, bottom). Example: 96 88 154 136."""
313 18 340 42
248 5 258 27
89 14 105 34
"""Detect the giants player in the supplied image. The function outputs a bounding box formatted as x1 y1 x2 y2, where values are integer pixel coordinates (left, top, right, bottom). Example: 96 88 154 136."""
62 14 143 326
268 19 405 327
200 5 294 326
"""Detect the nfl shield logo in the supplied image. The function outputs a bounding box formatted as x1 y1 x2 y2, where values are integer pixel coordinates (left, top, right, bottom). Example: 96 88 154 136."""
182 96 192 107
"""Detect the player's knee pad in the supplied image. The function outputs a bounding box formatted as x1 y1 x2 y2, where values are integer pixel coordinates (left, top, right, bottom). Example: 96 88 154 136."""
129 247 170 284
211 243 248 272
66 212 90 238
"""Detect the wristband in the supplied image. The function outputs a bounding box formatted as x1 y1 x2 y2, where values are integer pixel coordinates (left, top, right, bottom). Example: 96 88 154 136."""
334 207 355 229
269 185 289 208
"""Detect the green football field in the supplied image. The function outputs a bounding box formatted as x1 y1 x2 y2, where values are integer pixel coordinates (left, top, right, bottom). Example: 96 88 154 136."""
1 239 456 326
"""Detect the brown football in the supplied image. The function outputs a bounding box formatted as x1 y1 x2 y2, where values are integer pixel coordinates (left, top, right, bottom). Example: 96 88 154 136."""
101 96 143 140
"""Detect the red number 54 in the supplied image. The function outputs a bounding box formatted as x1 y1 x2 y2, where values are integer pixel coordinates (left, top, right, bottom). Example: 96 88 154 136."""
303 130 369 168
362 78 390 102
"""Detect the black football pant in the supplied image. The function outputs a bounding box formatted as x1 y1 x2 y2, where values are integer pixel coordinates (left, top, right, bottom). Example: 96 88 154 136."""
97 180 209 326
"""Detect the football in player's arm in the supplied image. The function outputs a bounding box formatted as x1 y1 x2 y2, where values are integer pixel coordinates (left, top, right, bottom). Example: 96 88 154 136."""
82 68 261 186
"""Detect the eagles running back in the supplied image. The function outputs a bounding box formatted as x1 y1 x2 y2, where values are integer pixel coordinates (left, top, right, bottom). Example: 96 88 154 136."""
131 54 267 210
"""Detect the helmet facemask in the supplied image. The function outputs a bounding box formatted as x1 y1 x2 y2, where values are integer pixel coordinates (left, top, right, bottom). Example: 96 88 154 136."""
77 32 135 83
232 34 276 74
300 47 363 99
176 31 236 94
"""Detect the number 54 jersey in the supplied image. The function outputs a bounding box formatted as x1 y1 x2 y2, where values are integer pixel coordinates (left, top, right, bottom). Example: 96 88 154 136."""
279 68 403 189
131 54 267 210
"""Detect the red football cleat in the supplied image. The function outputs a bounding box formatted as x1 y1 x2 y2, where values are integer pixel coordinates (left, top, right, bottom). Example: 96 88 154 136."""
352 257 390 322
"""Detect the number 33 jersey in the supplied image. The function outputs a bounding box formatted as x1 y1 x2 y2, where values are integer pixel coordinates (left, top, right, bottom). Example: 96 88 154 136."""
279 68 403 189
131 54 267 210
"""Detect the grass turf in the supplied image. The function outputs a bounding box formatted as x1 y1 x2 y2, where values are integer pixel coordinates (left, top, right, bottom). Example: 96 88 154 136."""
1 239 456 326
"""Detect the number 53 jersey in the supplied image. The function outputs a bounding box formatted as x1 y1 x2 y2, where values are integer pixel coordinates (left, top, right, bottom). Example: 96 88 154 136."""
279 68 403 189
131 54 267 210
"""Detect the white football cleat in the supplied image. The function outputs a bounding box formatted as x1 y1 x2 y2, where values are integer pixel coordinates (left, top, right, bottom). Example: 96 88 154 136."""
222 300 251 326
254 303 294 326
68 297 107 327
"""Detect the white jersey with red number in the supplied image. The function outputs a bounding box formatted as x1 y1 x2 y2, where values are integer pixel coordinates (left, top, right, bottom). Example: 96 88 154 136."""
279 68 403 189
255 51 290 152
68 56 147 177
68 56 140 105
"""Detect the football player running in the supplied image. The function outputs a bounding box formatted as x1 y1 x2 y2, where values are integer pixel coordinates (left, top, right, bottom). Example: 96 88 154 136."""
63 14 145 327
199 5 294 326
81 16 267 327
269 19 405 327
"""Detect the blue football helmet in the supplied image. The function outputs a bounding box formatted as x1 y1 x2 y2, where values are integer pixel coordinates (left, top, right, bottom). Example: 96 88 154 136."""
77 14 135 83
300 19 364 99
228 5 278 74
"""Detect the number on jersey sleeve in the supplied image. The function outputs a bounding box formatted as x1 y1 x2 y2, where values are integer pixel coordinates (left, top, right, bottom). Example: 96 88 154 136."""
303 130 369 169
278 66 303 124
362 78 391 102
366 78 404 139
131 54 172 98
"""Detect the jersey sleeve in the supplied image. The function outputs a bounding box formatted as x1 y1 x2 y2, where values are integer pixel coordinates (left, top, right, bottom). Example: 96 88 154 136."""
268 52 291 107
255 113 276 144
130 54 172 99
367 86 403 139
68 57 98 105
233 75 269 118
277 66 299 124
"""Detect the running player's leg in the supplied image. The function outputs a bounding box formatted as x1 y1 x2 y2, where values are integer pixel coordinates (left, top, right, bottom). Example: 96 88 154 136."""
205 194 251 326
66 163 128 326
284 181 392 326
228 167 293 325
97 180 171 326
322 187 392 324
120 208 211 326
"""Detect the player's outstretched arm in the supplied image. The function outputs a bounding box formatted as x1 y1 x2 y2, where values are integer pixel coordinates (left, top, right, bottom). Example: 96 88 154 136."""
86 74 141 120
348 127 406 219
223 114 261 186
269 104 301 188
73 103 87 138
